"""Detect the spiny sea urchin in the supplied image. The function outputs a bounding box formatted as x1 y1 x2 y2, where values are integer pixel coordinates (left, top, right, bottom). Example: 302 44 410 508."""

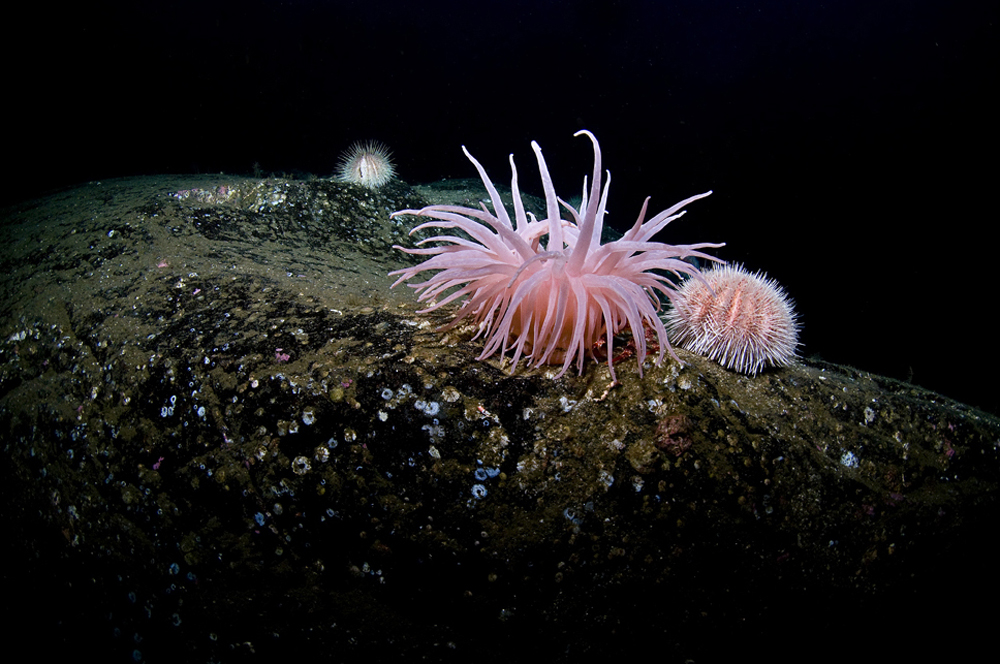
389 131 724 380
336 140 395 189
664 263 799 374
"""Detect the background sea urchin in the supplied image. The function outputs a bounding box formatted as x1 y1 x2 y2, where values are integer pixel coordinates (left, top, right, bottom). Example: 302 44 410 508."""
390 131 724 380
336 140 395 189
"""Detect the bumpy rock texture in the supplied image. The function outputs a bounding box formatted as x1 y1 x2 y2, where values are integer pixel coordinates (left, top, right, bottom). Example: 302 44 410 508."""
2 176 997 663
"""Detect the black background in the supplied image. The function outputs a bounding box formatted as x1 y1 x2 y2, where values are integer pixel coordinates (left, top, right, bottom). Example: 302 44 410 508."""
4 0 996 413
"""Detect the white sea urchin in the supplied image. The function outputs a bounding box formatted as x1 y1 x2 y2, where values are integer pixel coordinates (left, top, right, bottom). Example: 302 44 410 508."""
664 263 799 375
336 140 395 189
389 131 724 380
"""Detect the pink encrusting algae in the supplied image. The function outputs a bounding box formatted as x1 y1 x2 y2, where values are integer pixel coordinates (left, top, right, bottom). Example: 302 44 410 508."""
389 131 724 381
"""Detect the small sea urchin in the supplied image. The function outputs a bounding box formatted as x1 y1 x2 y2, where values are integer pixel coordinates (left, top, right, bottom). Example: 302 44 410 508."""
389 131 724 380
336 140 395 189
664 263 799 375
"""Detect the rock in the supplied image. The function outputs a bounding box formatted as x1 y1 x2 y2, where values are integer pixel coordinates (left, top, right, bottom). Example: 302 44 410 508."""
2 177 996 662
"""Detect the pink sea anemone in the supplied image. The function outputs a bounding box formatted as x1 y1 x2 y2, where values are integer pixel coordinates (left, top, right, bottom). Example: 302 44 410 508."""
389 131 724 380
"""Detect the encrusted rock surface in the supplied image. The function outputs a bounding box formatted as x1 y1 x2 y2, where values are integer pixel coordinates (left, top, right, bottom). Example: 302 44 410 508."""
2 177 997 662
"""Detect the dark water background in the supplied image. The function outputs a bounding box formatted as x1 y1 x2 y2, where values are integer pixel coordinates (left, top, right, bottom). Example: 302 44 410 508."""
4 0 996 414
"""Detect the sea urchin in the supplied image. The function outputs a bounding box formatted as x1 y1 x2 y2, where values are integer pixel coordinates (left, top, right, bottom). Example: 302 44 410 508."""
389 131 724 380
664 263 799 375
336 140 395 189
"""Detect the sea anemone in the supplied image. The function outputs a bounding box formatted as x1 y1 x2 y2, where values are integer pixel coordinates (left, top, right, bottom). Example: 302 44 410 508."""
336 140 395 189
389 130 724 380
